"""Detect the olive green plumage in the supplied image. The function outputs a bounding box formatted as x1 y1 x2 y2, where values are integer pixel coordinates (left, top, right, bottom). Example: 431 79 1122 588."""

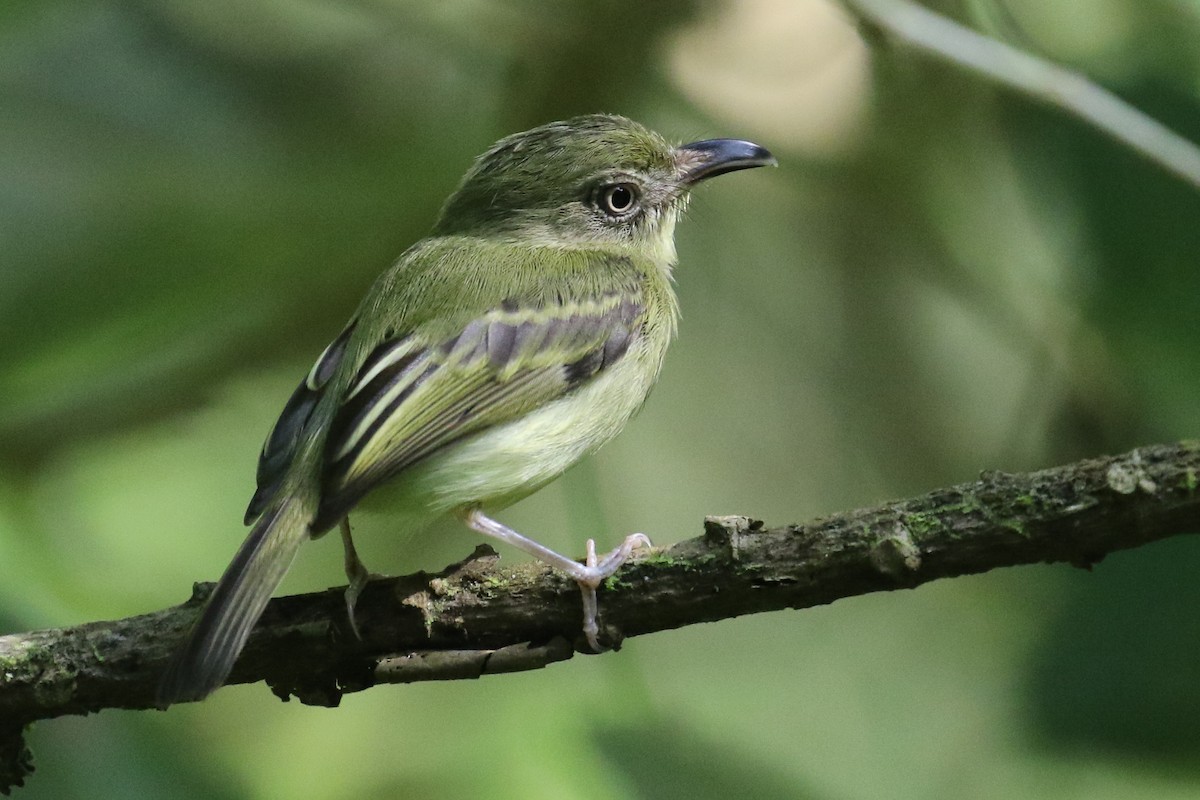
158 114 774 704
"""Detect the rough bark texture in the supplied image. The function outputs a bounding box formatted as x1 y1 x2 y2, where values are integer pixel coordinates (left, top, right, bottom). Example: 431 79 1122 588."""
2 441 1199 792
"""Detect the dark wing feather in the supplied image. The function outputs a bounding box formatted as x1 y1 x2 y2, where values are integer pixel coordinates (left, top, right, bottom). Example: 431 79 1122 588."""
311 291 643 529
243 323 355 524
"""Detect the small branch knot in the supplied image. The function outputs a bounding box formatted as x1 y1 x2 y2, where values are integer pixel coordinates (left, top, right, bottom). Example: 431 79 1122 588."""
870 522 923 578
702 516 763 561
186 581 216 604
1105 455 1158 495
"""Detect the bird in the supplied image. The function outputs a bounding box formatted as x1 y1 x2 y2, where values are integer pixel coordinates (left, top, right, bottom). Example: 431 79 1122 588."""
158 114 776 704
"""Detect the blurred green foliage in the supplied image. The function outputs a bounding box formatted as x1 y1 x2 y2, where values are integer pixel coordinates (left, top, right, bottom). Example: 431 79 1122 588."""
3 0 1200 797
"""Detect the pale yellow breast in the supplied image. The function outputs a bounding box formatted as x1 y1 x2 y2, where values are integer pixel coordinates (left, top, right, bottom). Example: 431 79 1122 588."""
362 318 672 519
435 327 667 510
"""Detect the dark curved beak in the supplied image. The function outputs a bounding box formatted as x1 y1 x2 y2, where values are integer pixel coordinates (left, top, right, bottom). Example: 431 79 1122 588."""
675 138 777 184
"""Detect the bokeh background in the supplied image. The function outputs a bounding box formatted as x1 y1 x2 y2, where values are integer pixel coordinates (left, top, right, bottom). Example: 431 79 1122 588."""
3 0 1200 797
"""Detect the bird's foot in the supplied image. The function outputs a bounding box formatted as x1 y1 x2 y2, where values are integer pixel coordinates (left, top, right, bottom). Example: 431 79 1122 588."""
343 562 377 641
340 518 382 640
576 533 653 652
459 510 653 652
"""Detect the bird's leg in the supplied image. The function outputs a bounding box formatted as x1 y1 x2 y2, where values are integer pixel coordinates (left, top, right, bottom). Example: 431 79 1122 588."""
340 517 374 640
460 508 652 651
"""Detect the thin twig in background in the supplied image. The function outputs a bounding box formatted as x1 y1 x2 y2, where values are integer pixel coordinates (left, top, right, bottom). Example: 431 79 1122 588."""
840 0 1200 190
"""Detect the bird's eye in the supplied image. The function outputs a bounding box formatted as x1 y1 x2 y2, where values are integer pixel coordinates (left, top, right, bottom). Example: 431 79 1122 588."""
598 183 639 217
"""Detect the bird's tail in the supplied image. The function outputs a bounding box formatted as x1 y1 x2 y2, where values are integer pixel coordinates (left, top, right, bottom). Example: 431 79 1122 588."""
158 494 312 705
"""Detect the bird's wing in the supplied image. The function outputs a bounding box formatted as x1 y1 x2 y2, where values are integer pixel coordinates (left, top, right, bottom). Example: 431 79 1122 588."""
244 271 646 530
313 287 644 527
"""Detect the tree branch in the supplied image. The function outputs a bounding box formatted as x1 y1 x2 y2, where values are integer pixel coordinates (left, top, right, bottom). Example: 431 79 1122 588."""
3 441 1200 792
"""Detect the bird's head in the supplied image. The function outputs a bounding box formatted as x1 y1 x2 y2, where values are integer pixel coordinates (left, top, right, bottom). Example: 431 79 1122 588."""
433 114 775 260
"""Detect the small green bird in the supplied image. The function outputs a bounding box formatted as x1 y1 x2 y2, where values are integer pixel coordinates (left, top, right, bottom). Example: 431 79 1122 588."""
158 114 775 704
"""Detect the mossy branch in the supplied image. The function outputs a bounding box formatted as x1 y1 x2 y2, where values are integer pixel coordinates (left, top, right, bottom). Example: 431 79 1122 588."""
3 441 1200 792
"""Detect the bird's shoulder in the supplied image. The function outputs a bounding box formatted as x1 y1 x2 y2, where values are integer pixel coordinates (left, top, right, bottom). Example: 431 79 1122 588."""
356 235 652 340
